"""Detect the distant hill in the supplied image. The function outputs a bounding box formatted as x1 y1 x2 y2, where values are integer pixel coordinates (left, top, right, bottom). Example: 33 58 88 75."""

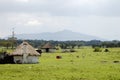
8 30 105 41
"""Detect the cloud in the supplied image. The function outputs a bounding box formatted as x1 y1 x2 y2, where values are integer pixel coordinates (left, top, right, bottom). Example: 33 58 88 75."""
25 20 42 26
15 0 30 3
0 0 120 17
0 0 120 40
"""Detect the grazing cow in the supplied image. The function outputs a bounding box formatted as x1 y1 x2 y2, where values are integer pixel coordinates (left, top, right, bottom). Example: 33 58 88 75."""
56 56 62 59
113 61 119 63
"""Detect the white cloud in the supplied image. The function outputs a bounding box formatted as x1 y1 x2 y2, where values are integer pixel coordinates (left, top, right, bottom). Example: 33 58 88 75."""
25 20 42 26
15 0 30 3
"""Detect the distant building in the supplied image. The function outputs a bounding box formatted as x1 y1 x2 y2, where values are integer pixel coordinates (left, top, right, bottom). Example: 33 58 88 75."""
11 41 40 64
42 42 56 53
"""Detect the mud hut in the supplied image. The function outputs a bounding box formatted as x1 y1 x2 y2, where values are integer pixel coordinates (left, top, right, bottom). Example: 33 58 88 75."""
11 41 40 64
42 42 55 53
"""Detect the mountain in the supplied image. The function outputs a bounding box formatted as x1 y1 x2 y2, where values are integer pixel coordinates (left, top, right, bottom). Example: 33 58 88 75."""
10 30 105 41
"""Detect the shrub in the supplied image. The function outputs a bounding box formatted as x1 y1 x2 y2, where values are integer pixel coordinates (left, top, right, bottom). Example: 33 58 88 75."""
70 49 76 52
93 47 102 52
104 49 109 52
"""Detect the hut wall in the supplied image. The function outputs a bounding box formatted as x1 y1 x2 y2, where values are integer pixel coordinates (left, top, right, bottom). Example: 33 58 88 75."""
13 56 39 64
14 56 23 64
42 49 56 53
27 56 39 63
49 49 55 53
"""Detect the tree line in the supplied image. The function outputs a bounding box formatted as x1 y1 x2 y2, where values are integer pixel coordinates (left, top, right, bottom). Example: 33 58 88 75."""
0 39 120 49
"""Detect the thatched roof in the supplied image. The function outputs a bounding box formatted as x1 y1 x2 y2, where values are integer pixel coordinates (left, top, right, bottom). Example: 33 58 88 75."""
42 42 54 49
11 41 40 56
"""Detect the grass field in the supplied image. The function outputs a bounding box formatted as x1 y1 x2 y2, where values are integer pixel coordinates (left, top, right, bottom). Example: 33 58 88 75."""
0 47 120 80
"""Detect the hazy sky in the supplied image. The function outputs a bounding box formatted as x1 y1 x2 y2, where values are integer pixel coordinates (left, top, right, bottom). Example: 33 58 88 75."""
0 0 120 40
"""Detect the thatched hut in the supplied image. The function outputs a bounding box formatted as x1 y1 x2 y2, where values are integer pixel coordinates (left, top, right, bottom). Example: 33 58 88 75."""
42 42 55 53
11 41 40 64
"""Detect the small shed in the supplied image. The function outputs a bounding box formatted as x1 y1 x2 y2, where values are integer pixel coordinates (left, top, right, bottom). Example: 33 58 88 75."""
11 41 40 64
42 42 55 53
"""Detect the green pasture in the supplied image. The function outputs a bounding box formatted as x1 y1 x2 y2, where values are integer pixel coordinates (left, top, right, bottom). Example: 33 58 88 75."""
0 48 120 80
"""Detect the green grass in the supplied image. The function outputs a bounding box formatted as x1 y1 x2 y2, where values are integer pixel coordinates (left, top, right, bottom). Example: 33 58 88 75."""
0 48 120 80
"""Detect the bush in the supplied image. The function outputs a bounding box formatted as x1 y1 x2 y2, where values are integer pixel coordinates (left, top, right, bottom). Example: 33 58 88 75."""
70 49 76 52
93 47 102 52
104 49 109 52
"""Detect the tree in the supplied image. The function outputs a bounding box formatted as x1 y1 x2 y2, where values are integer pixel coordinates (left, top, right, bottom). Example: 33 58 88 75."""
8 37 17 49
